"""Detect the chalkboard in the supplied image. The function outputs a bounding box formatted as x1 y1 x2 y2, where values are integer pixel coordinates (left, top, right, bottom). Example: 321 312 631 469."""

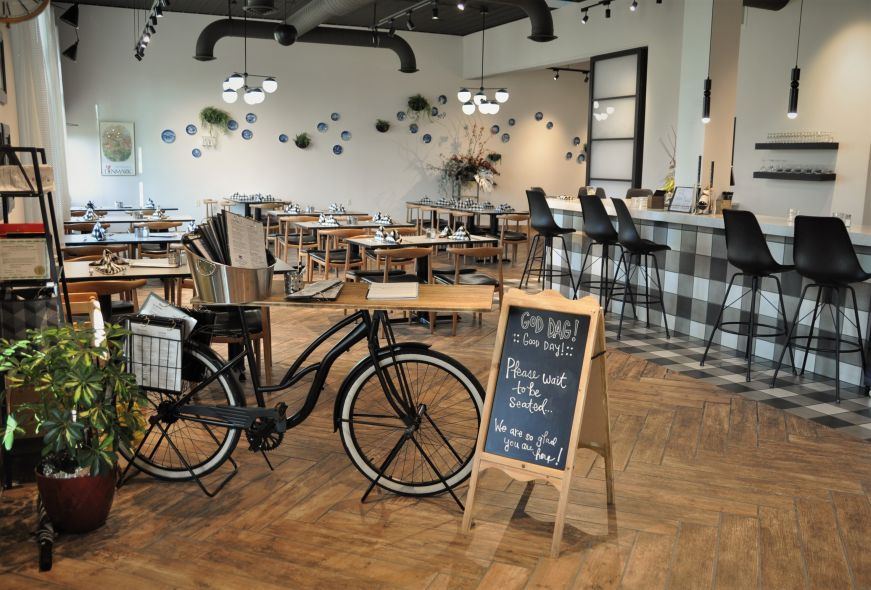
482 306 590 470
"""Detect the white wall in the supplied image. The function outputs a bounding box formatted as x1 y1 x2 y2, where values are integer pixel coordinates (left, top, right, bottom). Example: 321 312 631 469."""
733 0 871 219
61 6 588 218
461 1 687 192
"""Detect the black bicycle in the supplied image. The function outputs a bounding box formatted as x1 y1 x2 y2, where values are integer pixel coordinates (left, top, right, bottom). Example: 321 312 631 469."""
118 306 484 507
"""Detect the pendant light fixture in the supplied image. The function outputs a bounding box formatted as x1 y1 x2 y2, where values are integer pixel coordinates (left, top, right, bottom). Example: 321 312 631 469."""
788 0 804 119
220 10 278 104
457 7 508 116
701 0 714 124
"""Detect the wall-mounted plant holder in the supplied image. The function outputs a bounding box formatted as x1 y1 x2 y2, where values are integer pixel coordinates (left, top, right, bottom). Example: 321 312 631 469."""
294 132 311 149
375 119 391 133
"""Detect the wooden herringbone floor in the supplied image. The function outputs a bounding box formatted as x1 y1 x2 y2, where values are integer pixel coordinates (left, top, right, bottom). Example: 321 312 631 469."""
2 256 871 588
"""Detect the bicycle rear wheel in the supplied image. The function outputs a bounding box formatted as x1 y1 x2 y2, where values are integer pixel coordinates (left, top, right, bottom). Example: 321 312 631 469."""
339 348 483 496
120 344 244 480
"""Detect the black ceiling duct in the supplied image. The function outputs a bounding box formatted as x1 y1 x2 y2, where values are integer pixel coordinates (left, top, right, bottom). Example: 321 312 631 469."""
194 19 417 73
244 0 276 16
487 0 556 42
743 0 790 9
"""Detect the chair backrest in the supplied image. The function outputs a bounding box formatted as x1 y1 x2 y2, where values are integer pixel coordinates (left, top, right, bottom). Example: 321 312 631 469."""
526 189 560 233
626 188 653 199
63 292 99 316
611 197 642 245
373 246 433 282
722 209 777 272
143 221 182 231
394 226 420 236
66 279 147 297
579 195 617 242
65 254 104 262
66 222 111 234
63 245 127 257
529 186 546 194
793 215 865 281
577 186 607 199
446 245 503 288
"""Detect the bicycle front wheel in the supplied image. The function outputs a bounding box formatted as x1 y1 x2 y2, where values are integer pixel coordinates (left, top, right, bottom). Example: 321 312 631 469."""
120 344 243 480
339 348 484 497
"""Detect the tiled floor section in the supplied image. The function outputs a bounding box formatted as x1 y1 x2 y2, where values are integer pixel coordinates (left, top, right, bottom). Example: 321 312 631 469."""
603 316 871 441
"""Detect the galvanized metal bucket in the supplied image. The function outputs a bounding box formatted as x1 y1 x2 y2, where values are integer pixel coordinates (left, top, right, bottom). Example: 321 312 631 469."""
184 247 275 304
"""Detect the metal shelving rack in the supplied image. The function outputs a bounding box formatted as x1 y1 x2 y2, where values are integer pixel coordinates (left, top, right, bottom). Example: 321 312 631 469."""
0 146 72 489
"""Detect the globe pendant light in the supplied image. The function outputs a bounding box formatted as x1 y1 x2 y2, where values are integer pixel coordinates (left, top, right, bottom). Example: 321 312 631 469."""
457 88 471 102
458 7 507 116
227 72 244 91
489 101 500 114
222 88 239 103
494 88 509 103
263 77 278 93
473 89 486 106
462 101 476 115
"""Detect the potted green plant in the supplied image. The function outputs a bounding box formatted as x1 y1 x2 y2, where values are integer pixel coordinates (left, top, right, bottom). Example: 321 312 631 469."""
375 119 391 133
487 152 502 163
1 323 146 533
199 106 232 147
406 94 432 121
294 132 311 149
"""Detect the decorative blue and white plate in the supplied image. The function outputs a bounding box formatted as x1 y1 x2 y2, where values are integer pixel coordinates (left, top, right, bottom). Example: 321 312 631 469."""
192 148 202 158
534 112 543 121
185 124 197 135
331 112 340 121
246 113 257 124
161 129 176 143
409 123 419 134
431 106 439 117
422 133 432 144
437 95 447 105
508 118 516 126
491 125 500 134
546 121 554 129
317 122 328 133
279 134 289 143
501 133 510 143
333 144 343 155
227 119 239 131
396 111 406 121
341 130 352 141
573 136 581 146
565 152 573 160
242 129 253 140
577 153 586 163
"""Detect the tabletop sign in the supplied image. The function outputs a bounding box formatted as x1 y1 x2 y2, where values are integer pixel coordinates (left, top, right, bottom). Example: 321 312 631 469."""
462 289 614 558
482 307 589 470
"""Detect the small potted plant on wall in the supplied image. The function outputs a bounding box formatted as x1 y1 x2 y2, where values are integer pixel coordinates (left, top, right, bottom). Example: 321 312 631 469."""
406 94 432 121
1 323 146 533
375 119 391 133
199 106 232 148
294 132 311 149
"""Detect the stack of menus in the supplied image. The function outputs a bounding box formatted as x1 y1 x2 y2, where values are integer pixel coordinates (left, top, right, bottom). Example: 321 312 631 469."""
182 210 269 269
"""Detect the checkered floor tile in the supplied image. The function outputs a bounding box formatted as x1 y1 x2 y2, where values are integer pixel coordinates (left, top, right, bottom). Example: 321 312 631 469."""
602 316 871 441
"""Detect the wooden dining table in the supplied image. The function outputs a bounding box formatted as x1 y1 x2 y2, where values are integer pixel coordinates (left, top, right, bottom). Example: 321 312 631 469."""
407 200 527 236
65 214 195 227
70 206 180 214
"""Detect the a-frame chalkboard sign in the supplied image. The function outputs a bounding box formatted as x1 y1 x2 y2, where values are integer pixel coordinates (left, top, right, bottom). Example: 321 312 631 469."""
461 289 614 557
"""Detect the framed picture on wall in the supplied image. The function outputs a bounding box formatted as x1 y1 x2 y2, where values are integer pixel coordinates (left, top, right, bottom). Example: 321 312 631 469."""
668 186 697 213
99 121 136 176
0 37 7 106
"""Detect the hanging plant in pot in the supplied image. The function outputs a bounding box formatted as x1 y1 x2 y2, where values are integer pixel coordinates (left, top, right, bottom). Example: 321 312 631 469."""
294 132 311 149
406 94 433 122
199 106 232 148
375 119 391 133
1 323 146 533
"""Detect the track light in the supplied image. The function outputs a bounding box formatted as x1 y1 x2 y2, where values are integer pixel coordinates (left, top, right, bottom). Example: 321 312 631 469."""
788 67 800 119
581 8 588 23
553 69 560 80
388 18 395 37
584 72 589 82
656 0 662 3
457 1 465 9
62 38 79 61
142 32 150 44
630 0 638 11
155 5 163 16
134 52 143 61
60 3 79 28
406 11 415 30
702 78 711 123
147 24 156 35
605 2 611 18
431 1 439 20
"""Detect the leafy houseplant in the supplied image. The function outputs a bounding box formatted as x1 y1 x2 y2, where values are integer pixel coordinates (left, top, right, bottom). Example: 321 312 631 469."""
406 94 432 121
1 323 146 532
375 119 391 133
294 132 311 149
487 152 502 163
199 106 232 146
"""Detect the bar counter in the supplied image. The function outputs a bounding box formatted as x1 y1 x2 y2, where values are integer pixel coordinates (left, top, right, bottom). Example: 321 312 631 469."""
547 197 871 386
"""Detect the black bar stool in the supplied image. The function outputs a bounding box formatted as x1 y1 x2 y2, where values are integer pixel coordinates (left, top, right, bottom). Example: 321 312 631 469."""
701 209 796 381
609 198 670 339
573 194 622 310
519 189 577 292
772 216 871 402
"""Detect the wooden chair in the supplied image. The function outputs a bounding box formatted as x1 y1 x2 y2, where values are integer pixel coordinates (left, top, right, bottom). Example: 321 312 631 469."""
306 228 366 281
64 254 103 262
437 245 504 336
275 216 318 263
65 222 111 234
203 198 218 217
66 279 147 319
63 292 99 317
359 247 435 333
136 221 183 258
499 213 531 266
63 245 128 258
406 203 423 231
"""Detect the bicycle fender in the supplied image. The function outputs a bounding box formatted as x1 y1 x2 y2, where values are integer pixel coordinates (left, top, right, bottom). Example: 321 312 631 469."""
332 342 431 431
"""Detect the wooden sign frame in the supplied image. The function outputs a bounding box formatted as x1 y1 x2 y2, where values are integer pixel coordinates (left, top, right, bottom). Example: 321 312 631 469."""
461 289 614 557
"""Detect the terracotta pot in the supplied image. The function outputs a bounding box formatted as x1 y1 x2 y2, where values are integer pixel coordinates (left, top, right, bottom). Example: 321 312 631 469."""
36 469 116 533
